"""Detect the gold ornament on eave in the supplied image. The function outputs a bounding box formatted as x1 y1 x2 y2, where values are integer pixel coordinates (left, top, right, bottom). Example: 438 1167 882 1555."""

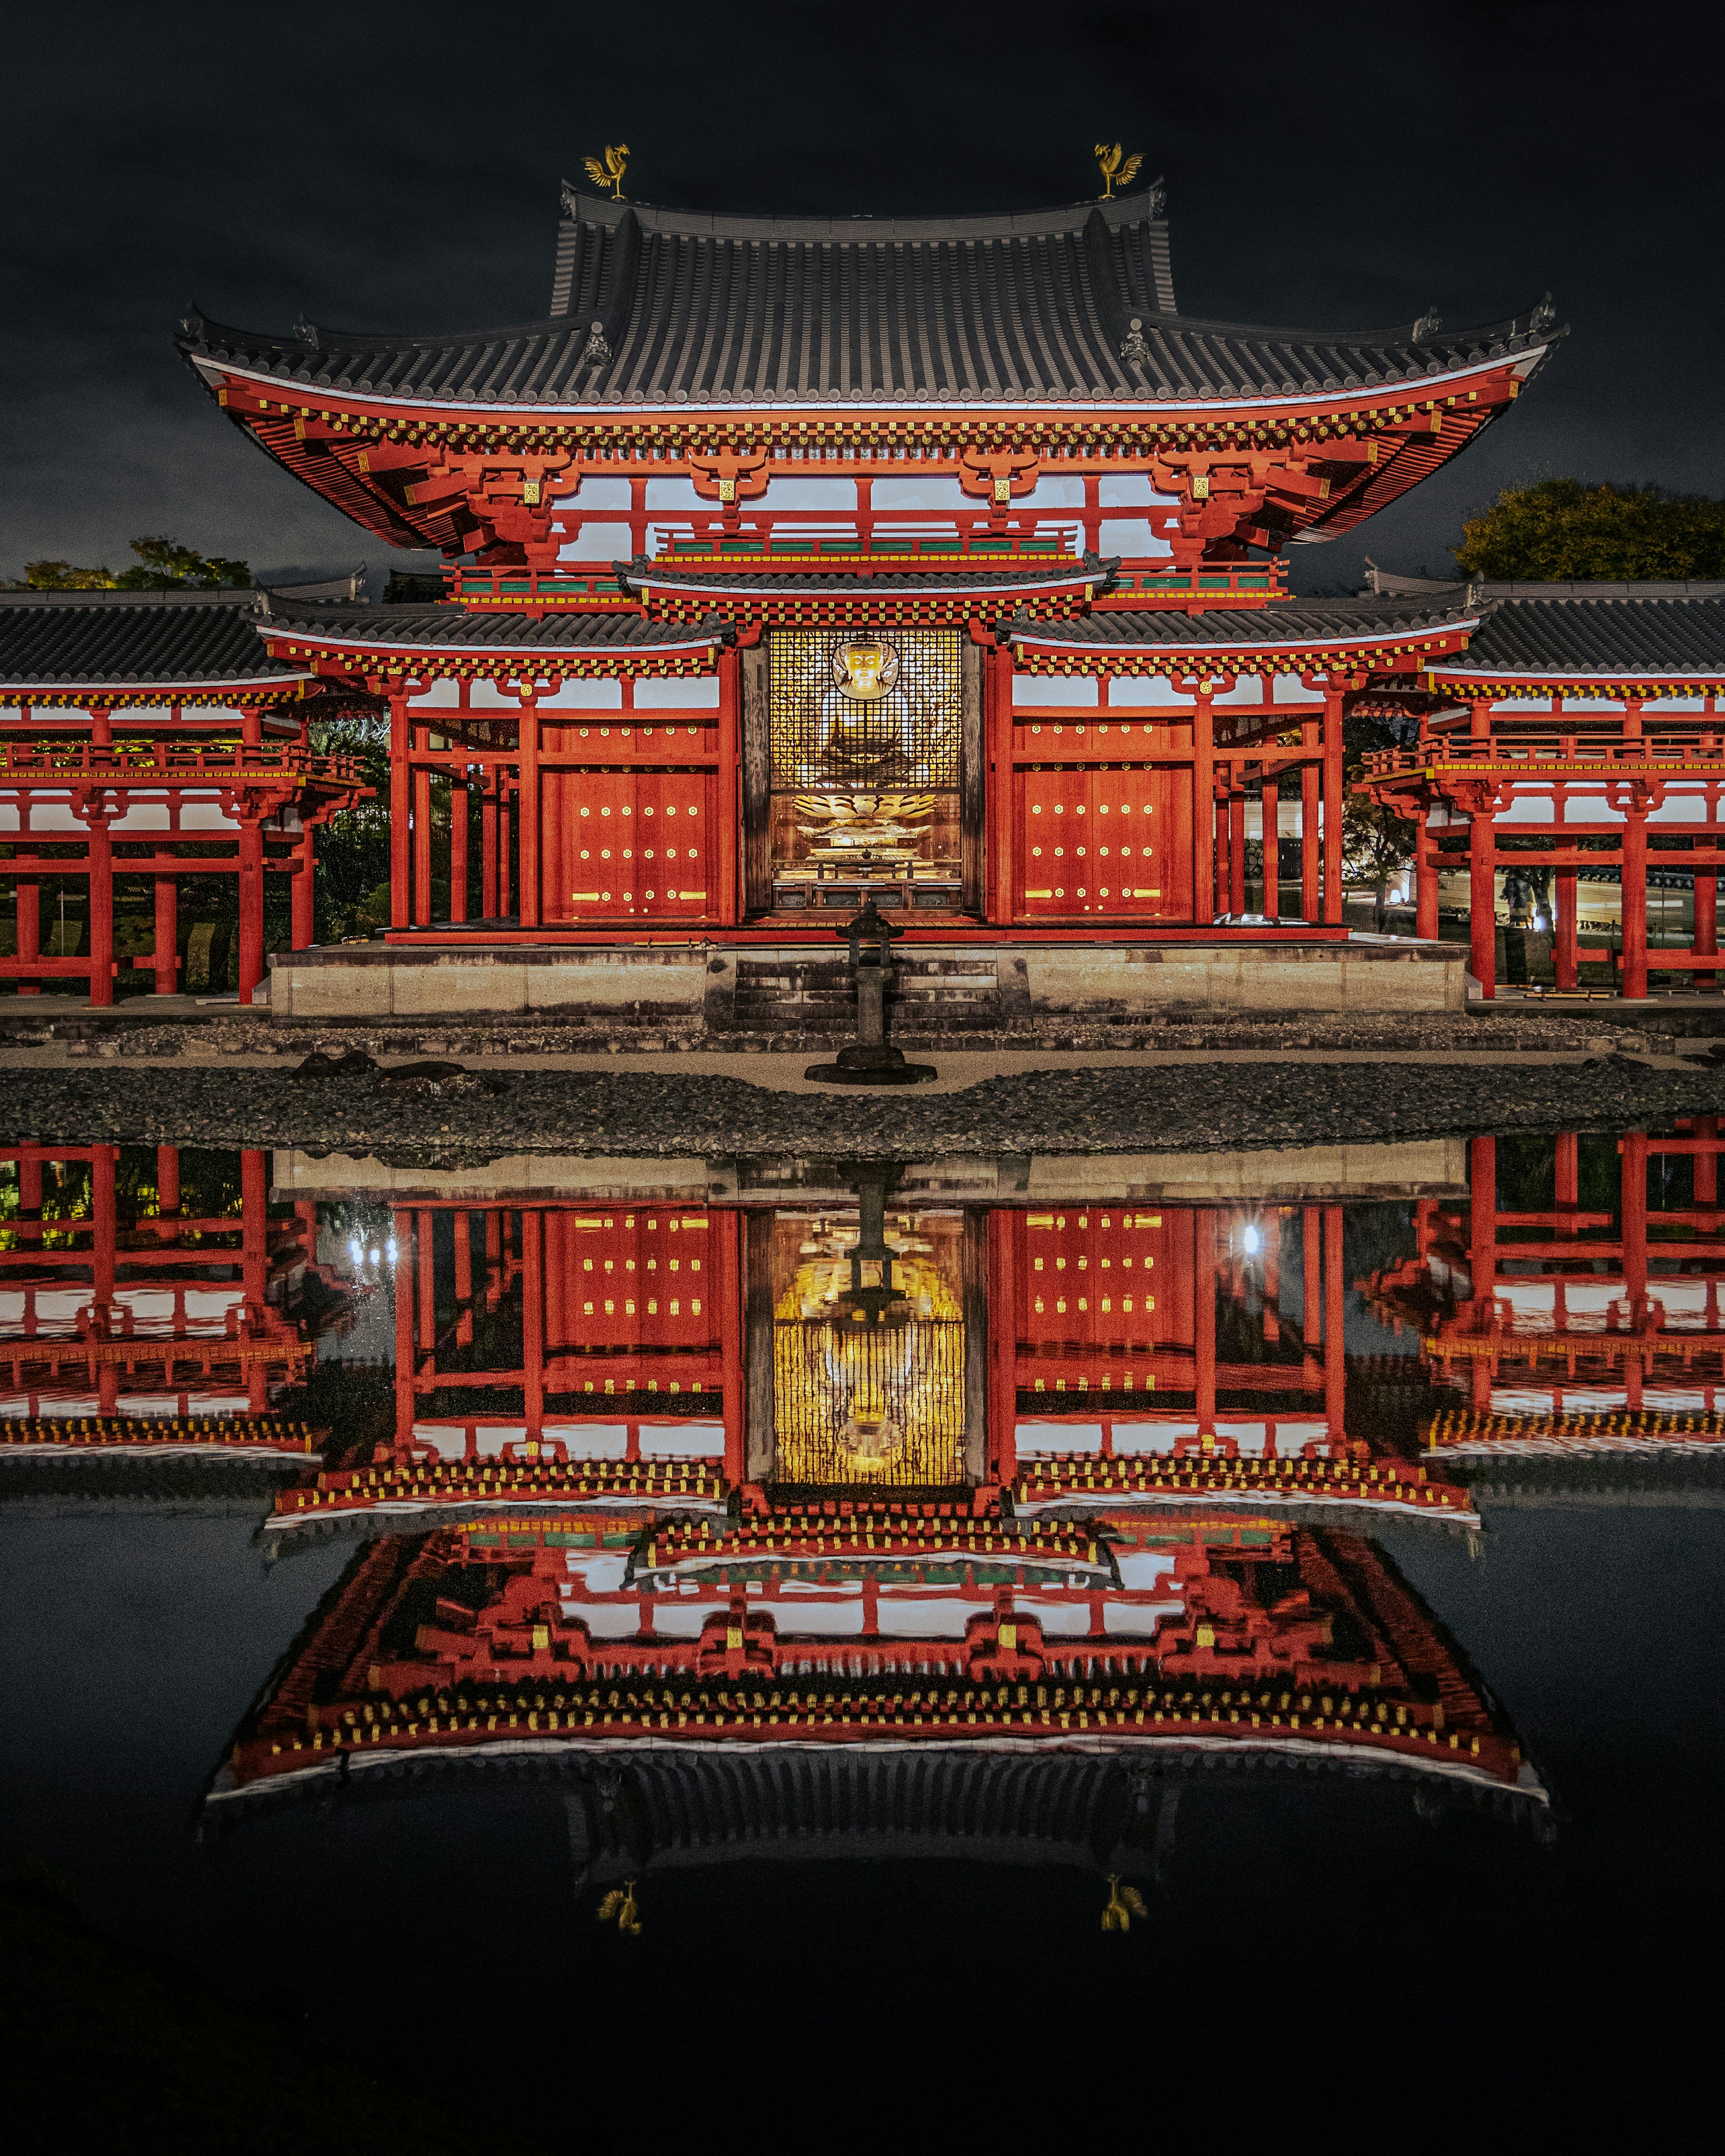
1101 1875 1148 1931
584 144 630 199
1095 143 1143 200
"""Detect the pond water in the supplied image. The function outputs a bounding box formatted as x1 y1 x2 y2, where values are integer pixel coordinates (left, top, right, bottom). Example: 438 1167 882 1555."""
2 1128 1719 2146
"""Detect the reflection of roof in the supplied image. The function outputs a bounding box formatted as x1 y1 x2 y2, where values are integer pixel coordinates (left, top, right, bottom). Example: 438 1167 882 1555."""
176 186 1560 410
0 591 301 689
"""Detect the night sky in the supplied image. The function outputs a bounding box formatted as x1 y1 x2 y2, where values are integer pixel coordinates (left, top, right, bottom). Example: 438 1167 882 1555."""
7 1 1719 595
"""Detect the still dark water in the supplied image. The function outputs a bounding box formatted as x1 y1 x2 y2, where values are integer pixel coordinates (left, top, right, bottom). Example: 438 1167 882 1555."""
2 1130 1720 2148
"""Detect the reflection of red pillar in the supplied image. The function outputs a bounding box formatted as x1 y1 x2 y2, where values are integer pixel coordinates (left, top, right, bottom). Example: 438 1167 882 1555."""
417 1208 435 1379
1555 866 1579 990
394 1207 415 1451
1696 1117 1718 1206
1323 1206 1345 1442
1556 1131 1579 1212
242 1150 269 1411
987 1211 1018 1482
92 1147 119 1416
454 1213 473 1347
1695 847 1717 993
1622 1132 1648 1412
717 1210 745 1484
1470 1136 1496 1411
1302 1208 1322 1397
156 1145 180 1239
522 1210 544 1439
1195 1210 1217 1436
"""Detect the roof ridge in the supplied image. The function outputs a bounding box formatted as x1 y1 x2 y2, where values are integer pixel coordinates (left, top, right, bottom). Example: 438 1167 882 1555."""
553 184 1172 247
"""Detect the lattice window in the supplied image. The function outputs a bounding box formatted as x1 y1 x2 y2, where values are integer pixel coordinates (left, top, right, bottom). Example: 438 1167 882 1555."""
768 627 962 792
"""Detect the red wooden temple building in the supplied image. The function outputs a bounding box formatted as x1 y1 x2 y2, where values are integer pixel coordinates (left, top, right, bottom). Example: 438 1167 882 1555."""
7 177 1719 1007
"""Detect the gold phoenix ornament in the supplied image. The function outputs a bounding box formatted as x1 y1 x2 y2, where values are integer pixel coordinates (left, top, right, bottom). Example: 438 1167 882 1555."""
597 1880 642 1935
584 144 630 199
1101 1875 1149 1931
1095 144 1143 200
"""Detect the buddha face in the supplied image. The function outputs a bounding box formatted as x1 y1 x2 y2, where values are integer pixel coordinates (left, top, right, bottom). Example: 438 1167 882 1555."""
833 638 899 703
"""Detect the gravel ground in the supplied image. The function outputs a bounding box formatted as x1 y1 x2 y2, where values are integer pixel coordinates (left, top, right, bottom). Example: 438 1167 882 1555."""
6 1056 1725 1158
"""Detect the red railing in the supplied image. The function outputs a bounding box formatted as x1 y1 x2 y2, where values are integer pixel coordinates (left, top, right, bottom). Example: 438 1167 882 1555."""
0 744 370 786
1366 732 1725 777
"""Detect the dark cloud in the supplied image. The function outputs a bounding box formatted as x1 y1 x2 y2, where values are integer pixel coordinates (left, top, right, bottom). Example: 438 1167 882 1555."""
5 1 1718 590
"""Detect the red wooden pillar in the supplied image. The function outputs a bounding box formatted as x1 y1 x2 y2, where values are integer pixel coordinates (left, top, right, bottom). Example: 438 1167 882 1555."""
86 815 114 1008
986 1210 1017 1482
1321 686 1345 923
521 1209 544 1440
236 817 265 1004
1195 1210 1217 1436
1621 799 1648 1000
1227 786 1247 917
716 648 741 925
152 877 178 994
986 643 1015 925
518 706 541 927
1695 835 1717 992
502 785 516 917
15 880 40 994
412 760 432 927
389 695 411 930
1261 779 1279 923
481 778 499 920
1192 691 1214 926
1555 866 1579 990
1323 1206 1345 1443
290 828 314 951
1695 1116 1718 1206
1415 813 1440 941
1300 726 1320 922
1468 802 1496 998
448 774 469 924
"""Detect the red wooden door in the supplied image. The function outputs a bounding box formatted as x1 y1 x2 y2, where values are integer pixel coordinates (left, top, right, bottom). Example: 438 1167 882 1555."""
1018 766 1091 915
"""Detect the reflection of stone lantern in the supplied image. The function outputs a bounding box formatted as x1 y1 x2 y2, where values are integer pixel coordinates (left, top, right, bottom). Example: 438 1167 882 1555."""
804 894 936 1086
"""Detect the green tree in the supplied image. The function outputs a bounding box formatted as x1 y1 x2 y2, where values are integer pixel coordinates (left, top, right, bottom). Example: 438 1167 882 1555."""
1454 480 1725 582
307 712 393 941
21 537 250 591
1342 712 1415 928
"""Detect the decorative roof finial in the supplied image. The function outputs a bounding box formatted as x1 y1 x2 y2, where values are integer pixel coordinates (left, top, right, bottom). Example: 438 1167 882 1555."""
1529 291 1556 336
292 315 320 351
1120 316 1150 365
1094 142 1143 200
1412 307 1442 341
582 144 630 201
581 320 612 367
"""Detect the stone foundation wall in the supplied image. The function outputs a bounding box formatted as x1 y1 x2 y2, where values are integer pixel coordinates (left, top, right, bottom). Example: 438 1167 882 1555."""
267 937 1464 1027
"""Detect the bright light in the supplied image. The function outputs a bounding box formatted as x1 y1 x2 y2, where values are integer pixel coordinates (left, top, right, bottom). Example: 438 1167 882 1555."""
369 1246 382 1264
384 1240 398 1264
1243 1224 1261 1254
348 1238 363 1263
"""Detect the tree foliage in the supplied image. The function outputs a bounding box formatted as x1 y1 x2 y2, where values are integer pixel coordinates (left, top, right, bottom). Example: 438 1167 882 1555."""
1453 480 1725 583
306 713 394 941
22 537 251 591
1341 712 1415 918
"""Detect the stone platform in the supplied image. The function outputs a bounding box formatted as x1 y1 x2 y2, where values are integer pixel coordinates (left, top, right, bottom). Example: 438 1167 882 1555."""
266 934 1465 1027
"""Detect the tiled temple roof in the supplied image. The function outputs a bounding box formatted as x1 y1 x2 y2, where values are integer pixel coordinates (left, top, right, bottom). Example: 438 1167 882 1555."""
175 186 1561 410
0 590 297 688
1008 595 1477 651
1446 592 1725 677
257 599 729 650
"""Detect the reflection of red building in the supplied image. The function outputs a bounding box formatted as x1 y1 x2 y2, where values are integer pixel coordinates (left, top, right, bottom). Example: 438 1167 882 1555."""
0 1143 335 1449
274 1184 1473 1529
1362 1126 1725 1457
215 1504 1529 1806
